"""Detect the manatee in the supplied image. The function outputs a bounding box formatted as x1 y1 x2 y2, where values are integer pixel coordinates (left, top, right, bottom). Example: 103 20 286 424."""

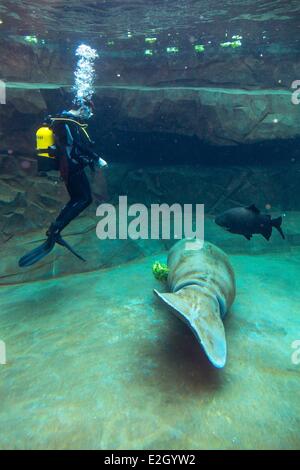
154 239 236 368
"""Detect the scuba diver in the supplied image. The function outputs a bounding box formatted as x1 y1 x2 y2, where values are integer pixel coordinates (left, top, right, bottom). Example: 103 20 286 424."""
19 99 108 268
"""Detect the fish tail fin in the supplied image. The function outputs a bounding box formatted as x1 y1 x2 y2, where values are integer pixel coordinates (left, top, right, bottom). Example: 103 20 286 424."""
272 216 285 239
154 288 227 368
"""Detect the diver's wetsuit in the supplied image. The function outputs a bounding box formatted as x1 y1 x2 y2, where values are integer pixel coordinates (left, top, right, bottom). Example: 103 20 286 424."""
18 112 99 268
48 112 97 236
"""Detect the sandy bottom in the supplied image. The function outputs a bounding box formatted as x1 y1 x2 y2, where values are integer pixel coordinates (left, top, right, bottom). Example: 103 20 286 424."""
0 248 299 449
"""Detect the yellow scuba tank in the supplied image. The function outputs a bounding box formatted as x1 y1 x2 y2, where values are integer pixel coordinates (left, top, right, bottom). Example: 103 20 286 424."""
36 124 58 172
36 126 55 158
36 116 93 172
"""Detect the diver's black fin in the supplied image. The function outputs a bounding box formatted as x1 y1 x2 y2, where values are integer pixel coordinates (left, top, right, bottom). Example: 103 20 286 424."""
18 240 55 268
19 235 86 268
56 235 86 262
272 216 285 240
246 204 260 214
244 233 252 240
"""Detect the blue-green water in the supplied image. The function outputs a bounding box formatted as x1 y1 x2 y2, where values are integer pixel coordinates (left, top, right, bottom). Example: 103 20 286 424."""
0 0 300 450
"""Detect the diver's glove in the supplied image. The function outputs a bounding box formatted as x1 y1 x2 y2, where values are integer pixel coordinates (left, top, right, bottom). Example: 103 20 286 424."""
91 152 108 169
47 146 57 157
97 156 108 169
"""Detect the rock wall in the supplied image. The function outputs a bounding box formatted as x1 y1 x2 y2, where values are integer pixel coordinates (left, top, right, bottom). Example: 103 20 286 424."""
1 38 300 250
1 84 300 157
1 38 300 154
1 38 300 89
92 85 300 146
1 153 300 284
1 153 300 241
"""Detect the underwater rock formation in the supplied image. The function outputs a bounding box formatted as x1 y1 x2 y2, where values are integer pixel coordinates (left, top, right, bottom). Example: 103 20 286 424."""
1 28 300 153
1 83 300 153
1 154 300 241
92 85 299 146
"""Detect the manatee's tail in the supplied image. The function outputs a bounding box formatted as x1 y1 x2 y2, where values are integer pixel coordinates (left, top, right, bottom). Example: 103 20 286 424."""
272 216 285 239
154 287 227 368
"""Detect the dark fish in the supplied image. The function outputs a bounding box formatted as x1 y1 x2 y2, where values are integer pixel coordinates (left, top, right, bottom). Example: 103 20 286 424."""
215 204 285 241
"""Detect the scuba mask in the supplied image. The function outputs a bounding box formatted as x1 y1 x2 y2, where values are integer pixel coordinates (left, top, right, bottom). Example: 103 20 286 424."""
79 104 94 120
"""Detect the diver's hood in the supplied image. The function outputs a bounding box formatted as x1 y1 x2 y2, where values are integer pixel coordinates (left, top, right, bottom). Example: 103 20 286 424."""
64 106 93 121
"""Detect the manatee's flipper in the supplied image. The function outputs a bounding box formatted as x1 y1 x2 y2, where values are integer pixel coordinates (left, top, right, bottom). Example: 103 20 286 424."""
18 239 56 268
56 235 86 262
272 216 285 240
154 287 227 368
